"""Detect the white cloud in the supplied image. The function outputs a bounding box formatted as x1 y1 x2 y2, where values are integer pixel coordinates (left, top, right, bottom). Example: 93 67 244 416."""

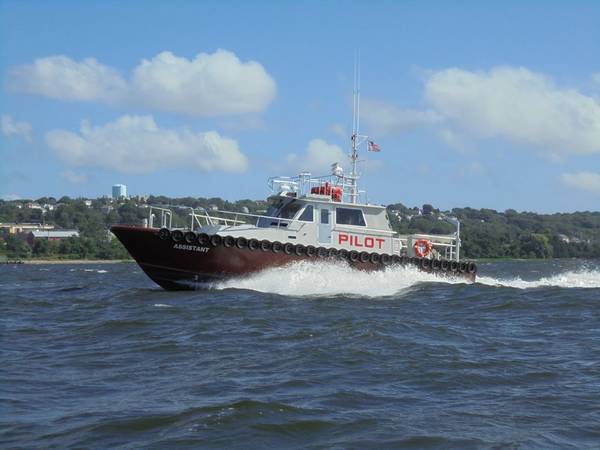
60 170 88 184
361 98 441 136
9 56 126 103
561 172 600 194
46 115 248 174
1 114 33 141
424 67 600 155
10 50 276 117
1 194 23 201
286 139 347 173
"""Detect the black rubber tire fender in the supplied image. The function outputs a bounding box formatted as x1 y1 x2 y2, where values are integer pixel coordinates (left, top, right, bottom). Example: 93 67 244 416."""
380 253 391 265
369 252 380 264
223 236 235 248
327 248 338 258
295 244 306 256
197 233 210 246
467 262 477 274
306 245 317 257
184 231 197 244
421 258 432 269
248 238 260 251
260 240 271 252
349 251 360 262
391 255 402 265
209 234 222 247
441 259 450 271
283 242 295 255
171 230 184 243
431 259 441 270
338 249 348 260
317 247 328 258
158 228 171 240
450 261 459 272
271 241 283 253
359 252 370 263
459 262 468 273
235 236 248 249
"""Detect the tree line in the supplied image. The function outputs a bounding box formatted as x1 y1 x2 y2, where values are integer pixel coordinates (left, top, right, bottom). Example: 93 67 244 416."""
1 196 599 260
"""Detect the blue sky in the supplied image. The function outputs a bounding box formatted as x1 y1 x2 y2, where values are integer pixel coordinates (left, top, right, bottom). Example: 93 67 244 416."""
1 0 599 213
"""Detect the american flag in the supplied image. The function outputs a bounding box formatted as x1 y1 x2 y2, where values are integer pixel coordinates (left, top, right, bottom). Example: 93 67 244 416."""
368 140 381 152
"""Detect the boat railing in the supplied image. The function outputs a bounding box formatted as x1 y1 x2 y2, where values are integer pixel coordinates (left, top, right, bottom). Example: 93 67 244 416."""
398 233 461 261
269 173 367 204
147 204 311 233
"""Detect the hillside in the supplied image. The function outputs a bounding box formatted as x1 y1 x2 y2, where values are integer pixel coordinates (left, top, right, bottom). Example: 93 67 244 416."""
1 197 599 260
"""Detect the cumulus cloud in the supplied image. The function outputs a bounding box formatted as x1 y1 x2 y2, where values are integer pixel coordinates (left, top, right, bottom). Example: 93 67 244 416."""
1 114 33 141
561 172 600 194
286 139 347 173
363 67 600 157
10 50 276 116
361 98 441 136
46 115 248 174
424 67 600 155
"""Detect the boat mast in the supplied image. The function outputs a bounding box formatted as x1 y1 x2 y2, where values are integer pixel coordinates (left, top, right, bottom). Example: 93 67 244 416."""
350 53 361 204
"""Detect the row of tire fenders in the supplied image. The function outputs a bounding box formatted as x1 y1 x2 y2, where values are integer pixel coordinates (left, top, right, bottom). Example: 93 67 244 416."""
158 228 477 274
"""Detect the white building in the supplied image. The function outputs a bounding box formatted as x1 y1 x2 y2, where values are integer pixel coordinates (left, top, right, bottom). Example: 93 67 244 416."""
112 184 127 199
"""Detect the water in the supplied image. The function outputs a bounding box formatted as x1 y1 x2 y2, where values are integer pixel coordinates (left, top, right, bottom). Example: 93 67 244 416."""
2 259 600 449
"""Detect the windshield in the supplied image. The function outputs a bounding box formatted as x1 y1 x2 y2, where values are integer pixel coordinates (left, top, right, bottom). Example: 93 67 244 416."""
257 200 303 227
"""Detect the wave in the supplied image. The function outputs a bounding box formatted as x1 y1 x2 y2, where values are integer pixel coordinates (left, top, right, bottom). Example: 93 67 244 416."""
477 269 600 289
212 261 600 296
212 260 464 297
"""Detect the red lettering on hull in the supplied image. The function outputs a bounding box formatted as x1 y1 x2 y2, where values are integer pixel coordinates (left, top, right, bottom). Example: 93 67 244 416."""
338 233 385 249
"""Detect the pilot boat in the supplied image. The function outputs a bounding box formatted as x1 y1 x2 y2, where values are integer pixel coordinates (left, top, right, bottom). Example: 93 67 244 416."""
111 145 477 290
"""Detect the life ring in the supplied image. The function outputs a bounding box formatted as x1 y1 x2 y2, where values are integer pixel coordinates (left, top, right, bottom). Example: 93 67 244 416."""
414 239 432 258
158 228 171 240
271 241 283 253
223 236 235 248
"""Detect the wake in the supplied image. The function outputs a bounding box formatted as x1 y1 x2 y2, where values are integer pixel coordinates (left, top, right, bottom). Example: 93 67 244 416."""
211 260 600 297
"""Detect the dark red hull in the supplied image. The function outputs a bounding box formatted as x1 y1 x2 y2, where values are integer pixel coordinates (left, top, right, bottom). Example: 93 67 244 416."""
111 225 476 290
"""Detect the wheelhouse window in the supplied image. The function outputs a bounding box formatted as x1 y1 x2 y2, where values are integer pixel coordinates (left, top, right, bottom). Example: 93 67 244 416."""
298 205 314 222
278 201 303 219
336 207 366 226
321 209 329 224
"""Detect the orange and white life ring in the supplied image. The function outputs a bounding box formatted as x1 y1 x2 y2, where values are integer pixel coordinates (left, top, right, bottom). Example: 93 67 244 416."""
414 239 432 258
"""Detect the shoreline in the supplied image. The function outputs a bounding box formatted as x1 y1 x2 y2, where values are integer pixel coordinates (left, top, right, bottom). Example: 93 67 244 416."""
3 259 133 265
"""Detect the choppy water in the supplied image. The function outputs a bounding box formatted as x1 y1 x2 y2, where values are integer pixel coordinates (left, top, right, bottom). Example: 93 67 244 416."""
2 259 600 449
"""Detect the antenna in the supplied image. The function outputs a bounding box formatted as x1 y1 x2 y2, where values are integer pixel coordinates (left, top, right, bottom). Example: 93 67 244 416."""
350 51 362 204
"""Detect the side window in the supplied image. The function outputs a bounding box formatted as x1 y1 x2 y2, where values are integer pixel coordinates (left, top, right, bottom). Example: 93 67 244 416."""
299 205 314 222
278 202 302 219
336 207 366 226
320 209 329 224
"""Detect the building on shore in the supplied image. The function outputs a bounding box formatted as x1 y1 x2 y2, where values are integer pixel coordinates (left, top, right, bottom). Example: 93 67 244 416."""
112 184 128 199
26 230 79 247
